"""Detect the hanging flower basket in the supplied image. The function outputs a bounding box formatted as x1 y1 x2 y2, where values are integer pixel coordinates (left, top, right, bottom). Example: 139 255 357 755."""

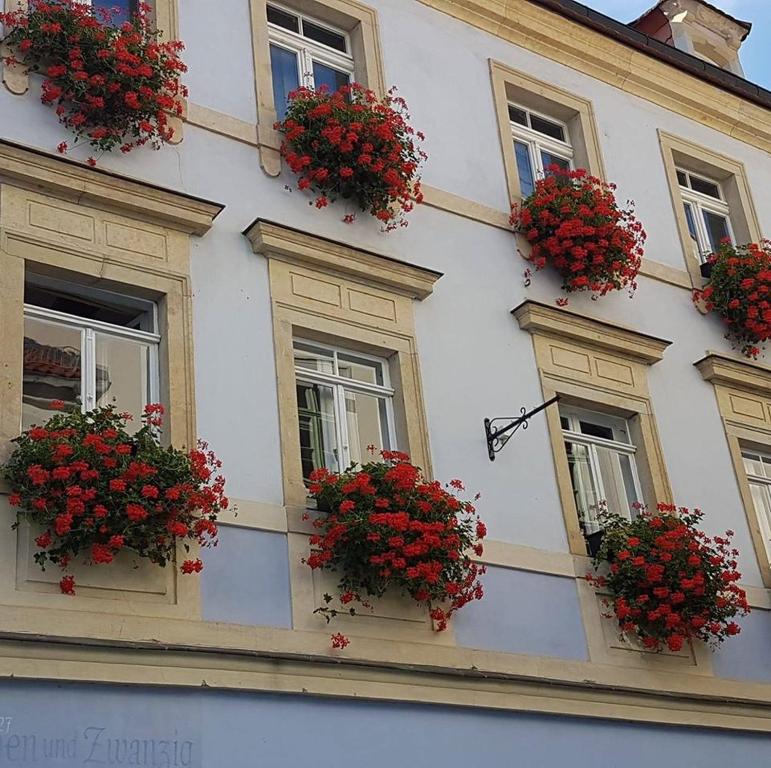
305 451 485 642
275 83 426 231
4 403 227 594
510 167 645 300
695 240 771 359
587 504 748 652
0 0 187 161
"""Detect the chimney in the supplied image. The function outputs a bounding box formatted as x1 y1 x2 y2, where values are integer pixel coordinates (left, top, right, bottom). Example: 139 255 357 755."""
630 0 751 76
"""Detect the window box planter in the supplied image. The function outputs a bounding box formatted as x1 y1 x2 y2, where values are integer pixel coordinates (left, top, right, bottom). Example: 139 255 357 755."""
587 503 748 652
4 403 227 594
275 83 426 231
510 167 645 300
700 260 713 280
305 451 485 643
0 0 186 160
695 240 771 358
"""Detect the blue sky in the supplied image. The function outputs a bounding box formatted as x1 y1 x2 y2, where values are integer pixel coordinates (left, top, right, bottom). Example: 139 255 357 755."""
583 0 771 88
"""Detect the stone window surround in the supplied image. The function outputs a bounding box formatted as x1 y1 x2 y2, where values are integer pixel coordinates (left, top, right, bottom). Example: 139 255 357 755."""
659 130 763 289
250 0 386 176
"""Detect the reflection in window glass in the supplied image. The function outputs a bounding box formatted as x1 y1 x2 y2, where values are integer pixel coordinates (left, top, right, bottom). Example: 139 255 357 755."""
541 151 570 174
267 4 299 32
530 113 565 142
703 210 730 253
514 141 535 198
22 317 83 430
565 441 602 535
297 381 339 480
312 61 349 94
294 342 335 375
344 391 390 466
683 202 699 242
270 44 300 120
303 20 347 52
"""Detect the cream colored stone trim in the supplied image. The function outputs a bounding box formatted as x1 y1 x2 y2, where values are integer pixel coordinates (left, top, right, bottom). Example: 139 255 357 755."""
419 0 771 157
0 140 223 235
246 218 440 643
186 103 259 145
697 352 771 588
420 184 511 229
659 131 763 288
0 146 218 623
217 498 288 532
513 300 672 364
249 0 386 177
245 218 441 299
490 59 605 205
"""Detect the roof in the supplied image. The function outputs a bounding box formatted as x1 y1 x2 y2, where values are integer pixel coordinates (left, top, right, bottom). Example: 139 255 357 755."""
530 0 770 112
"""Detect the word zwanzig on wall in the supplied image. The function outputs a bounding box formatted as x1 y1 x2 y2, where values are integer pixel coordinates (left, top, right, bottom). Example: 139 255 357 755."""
0 726 197 766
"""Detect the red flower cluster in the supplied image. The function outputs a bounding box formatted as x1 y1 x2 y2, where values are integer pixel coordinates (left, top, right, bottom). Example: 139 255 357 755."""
587 504 748 652
511 167 645 299
4 403 227 594
306 451 485 633
0 1 186 158
275 83 426 230
695 240 771 358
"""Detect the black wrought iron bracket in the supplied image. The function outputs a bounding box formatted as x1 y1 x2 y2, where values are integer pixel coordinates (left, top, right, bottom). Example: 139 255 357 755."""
484 395 560 461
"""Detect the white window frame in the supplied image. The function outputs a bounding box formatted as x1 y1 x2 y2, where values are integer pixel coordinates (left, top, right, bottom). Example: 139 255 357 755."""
510 103 574 194
22 303 160 415
267 2 354 91
743 450 771 564
293 339 396 474
560 406 643 535
677 168 735 263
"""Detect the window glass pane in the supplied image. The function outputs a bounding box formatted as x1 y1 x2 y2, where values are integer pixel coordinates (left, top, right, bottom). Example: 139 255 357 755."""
749 481 771 561
683 202 699 243
514 141 535 198
578 420 615 441
94 332 152 427
344 390 390 465
565 441 602 535
297 381 339 479
311 61 349 94
337 353 384 386
702 210 731 253
93 0 136 25
743 452 764 477
303 19 347 52
294 342 335 375
690 176 721 200
530 114 566 142
270 44 300 121
22 316 82 430
595 446 637 520
560 416 570 430
541 151 570 175
676 170 689 188
508 105 528 126
267 4 299 32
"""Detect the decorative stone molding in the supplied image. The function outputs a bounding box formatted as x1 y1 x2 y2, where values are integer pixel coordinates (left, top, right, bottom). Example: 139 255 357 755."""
513 300 672 364
0 140 223 235
245 218 442 300
696 352 771 399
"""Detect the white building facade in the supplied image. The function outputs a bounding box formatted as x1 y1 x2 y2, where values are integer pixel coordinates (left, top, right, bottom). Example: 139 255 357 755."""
1 0 771 764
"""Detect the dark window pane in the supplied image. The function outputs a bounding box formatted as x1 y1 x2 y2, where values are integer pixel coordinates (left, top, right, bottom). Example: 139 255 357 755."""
579 420 615 441
683 203 698 242
25 284 148 329
93 0 137 25
676 170 688 187
530 114 565 142
703 210 731 253
312 61 349 94
514 141 535 198
541 151 570 174
267 4 300 32
690 176 721 199
296 381 338 480
303 19 347 52
508 105 528 126
560 416 570 430
270 44 300 120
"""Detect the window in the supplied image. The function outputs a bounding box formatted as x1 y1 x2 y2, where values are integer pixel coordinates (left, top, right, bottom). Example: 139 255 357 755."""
677 168 734 262
560 407 642 537
294 339 395 480
743 450 771 564
510 103 573 198
22 278 159 431
83 0 139 25
267 2 353 120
